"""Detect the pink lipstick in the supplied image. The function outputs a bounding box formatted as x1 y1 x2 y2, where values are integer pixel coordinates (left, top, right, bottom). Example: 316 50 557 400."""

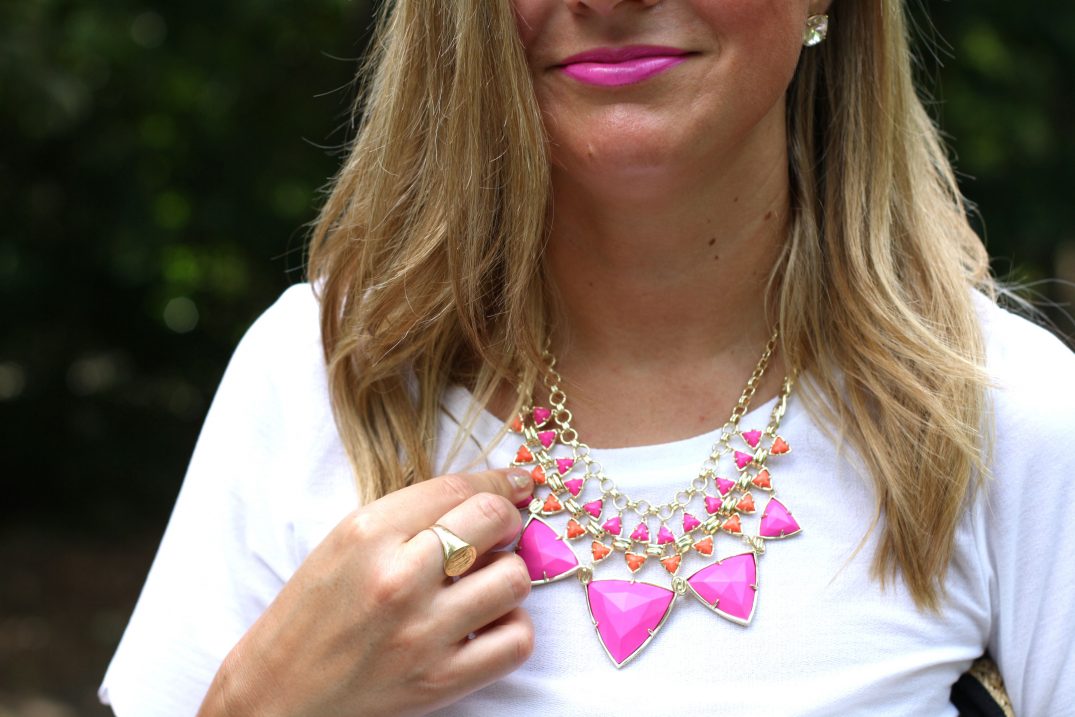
558 45 690 87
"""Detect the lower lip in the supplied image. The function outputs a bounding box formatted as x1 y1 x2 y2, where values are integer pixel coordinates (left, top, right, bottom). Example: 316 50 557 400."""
561 56 687 87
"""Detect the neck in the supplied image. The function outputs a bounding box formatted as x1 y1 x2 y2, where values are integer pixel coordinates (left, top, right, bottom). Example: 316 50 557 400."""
546 132 788 371
525 114 790 447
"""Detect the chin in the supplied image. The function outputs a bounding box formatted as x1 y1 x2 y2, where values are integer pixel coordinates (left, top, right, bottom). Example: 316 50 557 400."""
552 117 698 173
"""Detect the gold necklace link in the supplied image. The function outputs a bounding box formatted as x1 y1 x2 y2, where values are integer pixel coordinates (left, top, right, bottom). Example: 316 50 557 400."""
535 330 789 522
728 329 779 425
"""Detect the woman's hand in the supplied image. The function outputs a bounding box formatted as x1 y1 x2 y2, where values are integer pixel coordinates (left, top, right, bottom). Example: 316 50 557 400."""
197 468 537 717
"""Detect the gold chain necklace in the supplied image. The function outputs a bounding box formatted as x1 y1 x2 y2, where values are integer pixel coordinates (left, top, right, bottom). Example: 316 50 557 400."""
510 334 802 667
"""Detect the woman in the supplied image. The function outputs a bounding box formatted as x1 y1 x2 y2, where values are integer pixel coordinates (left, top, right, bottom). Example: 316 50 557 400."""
100 0 1074 715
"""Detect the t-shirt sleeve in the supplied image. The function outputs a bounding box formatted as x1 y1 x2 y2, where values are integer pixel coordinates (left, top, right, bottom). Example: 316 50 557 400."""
980 304 1075 715
98 285 322 716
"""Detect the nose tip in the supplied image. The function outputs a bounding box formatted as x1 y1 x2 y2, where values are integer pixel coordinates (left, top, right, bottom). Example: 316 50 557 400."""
565 0 661 17
567 0 620 15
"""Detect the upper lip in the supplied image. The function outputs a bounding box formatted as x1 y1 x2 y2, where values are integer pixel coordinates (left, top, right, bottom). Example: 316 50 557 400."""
557 45 690 66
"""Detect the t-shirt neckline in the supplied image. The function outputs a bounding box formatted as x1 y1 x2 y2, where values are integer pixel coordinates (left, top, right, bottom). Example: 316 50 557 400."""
442 382 785 461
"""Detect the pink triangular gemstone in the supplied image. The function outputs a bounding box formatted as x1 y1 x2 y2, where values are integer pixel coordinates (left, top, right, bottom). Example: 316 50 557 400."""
734 450 754 470
630 522 650 542
657 525 675 545
682 512 701 532
602 516 623 535
517 517 579 583
716 477 736 496
686 552 758 625
556 457 575 475
564 478 584 497
583 499 603 518
741 429 762 448
759 498 801 539
586 580 675 666
537 430 556 449
532 406 552 425
704 495 722 515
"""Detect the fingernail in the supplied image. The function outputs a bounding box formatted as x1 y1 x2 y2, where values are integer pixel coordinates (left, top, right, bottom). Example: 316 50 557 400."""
507 467 532 490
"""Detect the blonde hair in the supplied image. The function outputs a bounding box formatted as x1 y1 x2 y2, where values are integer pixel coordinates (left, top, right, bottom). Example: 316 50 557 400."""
307 0 993 610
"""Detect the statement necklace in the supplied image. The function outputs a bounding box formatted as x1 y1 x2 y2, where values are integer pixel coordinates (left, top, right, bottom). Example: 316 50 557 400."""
510 334 802 667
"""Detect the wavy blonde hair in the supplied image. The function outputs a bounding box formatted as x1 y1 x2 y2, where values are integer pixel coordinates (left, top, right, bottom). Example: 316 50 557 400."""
307 0 993 610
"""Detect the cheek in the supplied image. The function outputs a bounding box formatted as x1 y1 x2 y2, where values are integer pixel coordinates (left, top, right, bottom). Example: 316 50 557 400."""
510 0 547 53
700 0 805 103
700 0 804 37
702 0 804 58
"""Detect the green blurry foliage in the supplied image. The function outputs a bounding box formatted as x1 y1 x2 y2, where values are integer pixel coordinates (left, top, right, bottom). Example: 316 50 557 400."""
0 1 1072 534
927 1 1075 283
1 0 373 533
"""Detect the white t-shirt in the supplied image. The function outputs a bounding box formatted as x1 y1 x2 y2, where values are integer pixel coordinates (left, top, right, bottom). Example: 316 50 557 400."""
99 283 1075 716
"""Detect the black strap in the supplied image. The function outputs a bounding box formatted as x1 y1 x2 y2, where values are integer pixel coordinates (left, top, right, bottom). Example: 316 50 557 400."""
950 671 1008 717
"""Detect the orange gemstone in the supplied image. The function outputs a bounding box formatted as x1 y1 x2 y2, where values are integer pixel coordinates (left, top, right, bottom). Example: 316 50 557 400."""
736 493 755 513
771 437 790 455
531 465 546 485
722 514 742 534
542 494 562 513
625 552 647 572
752 469 772 489
592 541 612 561
515 445 534 464
694 536 714 556
509 415 524 433
566 519 586 539
661 554 682 574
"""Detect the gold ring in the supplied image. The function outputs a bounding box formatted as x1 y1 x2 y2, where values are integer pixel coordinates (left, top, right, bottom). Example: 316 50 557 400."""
428 524 477 577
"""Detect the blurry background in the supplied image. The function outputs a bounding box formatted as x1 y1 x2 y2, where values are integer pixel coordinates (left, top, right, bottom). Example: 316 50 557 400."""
1 0 1073 714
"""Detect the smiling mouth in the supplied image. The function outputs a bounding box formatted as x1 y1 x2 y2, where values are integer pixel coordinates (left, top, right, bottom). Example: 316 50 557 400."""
555 46 693 87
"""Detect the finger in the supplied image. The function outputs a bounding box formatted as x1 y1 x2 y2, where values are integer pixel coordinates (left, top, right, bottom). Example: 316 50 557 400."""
440 607 535 700
364 468 533 540
433 552 531 642
403 490 523 580
459 544 518 577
